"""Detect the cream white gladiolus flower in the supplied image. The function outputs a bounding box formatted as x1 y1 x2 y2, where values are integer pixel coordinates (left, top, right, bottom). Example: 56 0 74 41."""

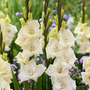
0 57 12 84
18 20 42 39
19 59 46 82
77 42 90 54
83 57 90 71
52 75 76 90
15 31 29 47
57 47 76 68
58 28 75 47
16 52 29 64
84 26 90 38
66 17 74 26
46 37 60 59
81 71 90 86
74 22 86 35
75 35 89 45
20 38 43 56
45 58 69 78
1 23 17 51
0 78 12 90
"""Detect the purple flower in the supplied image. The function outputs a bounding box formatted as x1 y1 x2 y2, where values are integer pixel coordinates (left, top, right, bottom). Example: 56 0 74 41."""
78 73 81 76
69 72 71 75
52 20 55 23
80 56 89 64
82 67 85 71
70 69 74 72
79 75 82 78
63 14 68 19
15 12 20 16
49 16 52 19
19 12 22 15
69 14 72 18
13 59 17 62
42 59 45 65
74 67 78 70
75 60 79 64
39 18 43 22
52 9 56 13
81 81 86 84
68 25 71 30
11 64 18 70
28 80 30 83
37 58 40 62
52 23 56 27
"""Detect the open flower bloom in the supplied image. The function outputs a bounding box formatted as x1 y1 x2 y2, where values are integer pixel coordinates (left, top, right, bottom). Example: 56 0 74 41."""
58 28 75 47
46 37 61 59
0 78 12 90
66 16 74 26
83 57 90 71
1 23 17 51
15 30 29 46
20 38 43 56
75 35 89 45
81 71 90 86
16 52 29 64
0 57 12 84
84 26 90 38
18 20 42 39
19 59 46 82
52 75 76 90
74 22 86 35
45 58 69 78
77 42 90 54
56 47 76 68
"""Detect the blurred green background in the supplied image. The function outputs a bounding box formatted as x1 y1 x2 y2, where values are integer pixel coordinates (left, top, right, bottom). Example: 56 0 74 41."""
0 0 90 29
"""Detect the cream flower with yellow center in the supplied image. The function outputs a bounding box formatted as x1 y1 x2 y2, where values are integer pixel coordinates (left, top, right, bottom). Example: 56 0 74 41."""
83 57 90 71
58 28 75 47
0 57 12 84
51 75 76 90
19 59 46 82
1 23 17 51
77 42 90 54
46 37 60 59
45 58 69 78
18 20 42 39
56 47 77 68
81 71 90 86
0 78 12 90
75 35 89 45
20 38 43 57
74 22 86 35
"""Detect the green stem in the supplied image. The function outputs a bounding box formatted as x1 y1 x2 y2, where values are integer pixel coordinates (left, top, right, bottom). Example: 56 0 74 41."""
57 0 62 31
82 0 85 23
24 81 29 90
25 0 29 19
0 31 3 54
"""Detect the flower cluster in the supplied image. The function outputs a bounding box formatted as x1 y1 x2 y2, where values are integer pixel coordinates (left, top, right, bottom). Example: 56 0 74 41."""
15 17 46 82
81 56 90 86
45 27 76 90
0 11 17 51
74 22 90 54
0 56 12 89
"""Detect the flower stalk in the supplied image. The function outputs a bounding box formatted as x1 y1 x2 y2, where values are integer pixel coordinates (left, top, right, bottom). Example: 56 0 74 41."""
25 0 29 19
57 0 62 31
82 0 85 23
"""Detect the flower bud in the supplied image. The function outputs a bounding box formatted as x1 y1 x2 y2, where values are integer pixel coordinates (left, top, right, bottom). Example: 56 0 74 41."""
28 1 31 11
23 7 27 19
4 15 11 23
19 18 25 26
